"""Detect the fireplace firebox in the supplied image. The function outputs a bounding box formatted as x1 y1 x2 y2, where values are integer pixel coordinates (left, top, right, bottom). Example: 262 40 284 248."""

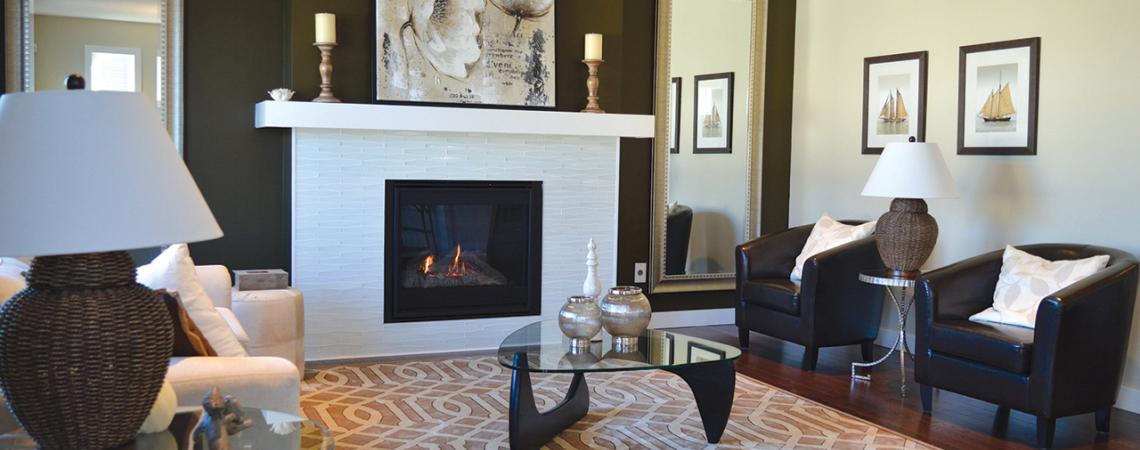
384 180 542 323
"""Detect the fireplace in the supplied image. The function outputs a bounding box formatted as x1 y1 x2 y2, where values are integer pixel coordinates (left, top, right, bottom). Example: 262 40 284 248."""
384 180 542 323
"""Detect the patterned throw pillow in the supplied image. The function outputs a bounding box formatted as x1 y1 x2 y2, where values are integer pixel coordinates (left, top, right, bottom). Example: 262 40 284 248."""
157 290 218 357
970 245 1109 329
790 213 876 282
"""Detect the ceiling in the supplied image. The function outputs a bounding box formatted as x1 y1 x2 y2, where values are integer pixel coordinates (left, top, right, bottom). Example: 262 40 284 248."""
34 0 160 24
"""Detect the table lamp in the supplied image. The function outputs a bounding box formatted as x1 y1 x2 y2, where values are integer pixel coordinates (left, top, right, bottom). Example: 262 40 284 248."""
861 138 958 278
0 91 222 448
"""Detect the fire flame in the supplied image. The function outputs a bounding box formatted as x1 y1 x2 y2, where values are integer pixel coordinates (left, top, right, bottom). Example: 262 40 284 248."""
420 254 435 275
446 243 470 277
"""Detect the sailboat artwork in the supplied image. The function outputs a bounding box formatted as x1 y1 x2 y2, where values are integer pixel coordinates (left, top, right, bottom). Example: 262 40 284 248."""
879 89 909 123
703 103 723 137
978 73 1016 122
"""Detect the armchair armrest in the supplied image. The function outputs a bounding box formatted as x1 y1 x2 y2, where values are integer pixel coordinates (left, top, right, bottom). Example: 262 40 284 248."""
799 237 885 341
231 288 305 375
1029 261 1139 415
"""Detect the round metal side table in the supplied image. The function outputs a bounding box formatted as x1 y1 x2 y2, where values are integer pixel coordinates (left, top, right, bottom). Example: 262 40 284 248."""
851 270 917 396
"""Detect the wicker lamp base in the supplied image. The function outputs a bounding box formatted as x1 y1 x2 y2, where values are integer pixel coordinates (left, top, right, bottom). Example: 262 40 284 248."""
0 251 173 449
874 198 938 278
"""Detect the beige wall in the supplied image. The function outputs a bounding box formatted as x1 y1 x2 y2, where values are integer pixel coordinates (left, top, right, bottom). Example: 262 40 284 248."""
33 14 158 98
790 0 1140 411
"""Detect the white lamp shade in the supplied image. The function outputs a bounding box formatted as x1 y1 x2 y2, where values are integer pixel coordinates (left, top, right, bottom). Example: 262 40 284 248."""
0 91 222 256
861 141 959 199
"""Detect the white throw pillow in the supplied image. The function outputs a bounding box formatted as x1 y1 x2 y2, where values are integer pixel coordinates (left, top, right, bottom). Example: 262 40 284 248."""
970 245 1109 329
137 244 248 357
0 258 30 304
790 213 876 282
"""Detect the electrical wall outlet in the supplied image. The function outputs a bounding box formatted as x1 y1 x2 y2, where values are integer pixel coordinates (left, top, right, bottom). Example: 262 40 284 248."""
634 262 647 283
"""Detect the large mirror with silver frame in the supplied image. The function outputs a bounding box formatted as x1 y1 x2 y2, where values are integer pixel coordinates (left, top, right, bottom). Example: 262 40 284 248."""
4 0 183 152
650 0 765 293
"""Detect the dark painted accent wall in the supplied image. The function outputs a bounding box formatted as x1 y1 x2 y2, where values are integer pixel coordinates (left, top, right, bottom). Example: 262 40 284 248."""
183 0 289 272
176 0 794 313
761 0 796 235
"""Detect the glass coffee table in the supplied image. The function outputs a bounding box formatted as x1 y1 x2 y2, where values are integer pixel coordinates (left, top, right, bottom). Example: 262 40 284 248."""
498 321 741 449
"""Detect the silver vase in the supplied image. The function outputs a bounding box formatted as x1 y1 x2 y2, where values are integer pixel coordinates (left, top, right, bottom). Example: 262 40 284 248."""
599 286 652 350
558 295 602 349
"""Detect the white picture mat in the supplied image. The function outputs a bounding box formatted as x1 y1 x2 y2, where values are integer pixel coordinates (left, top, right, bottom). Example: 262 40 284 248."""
866 58 921 148
668 79 679 150
963 46 1032 148
696 77 730 149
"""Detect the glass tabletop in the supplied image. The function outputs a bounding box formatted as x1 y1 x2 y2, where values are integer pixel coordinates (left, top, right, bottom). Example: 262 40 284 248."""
0 406 333 450
858 269 918 288
497 321 741 373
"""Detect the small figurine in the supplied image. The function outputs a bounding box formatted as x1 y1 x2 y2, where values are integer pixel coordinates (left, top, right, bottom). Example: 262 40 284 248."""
196 387 254 450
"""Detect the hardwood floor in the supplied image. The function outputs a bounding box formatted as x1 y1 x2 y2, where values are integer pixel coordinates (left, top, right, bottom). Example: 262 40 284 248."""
670 325 1140 450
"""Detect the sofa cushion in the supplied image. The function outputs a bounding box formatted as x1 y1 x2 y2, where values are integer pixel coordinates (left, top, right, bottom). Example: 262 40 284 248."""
137 244 247 357
930 319 1034 374
742 279 800 316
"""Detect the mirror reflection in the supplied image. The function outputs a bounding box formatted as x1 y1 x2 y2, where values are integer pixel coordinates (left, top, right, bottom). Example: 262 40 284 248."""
30 0 161 96
663 0 753 276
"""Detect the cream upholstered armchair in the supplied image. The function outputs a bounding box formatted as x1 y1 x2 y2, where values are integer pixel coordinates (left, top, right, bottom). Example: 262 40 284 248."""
0 259 304 431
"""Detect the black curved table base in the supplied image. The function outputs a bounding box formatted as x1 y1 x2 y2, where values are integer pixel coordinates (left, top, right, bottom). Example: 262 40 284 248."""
508 353 735 449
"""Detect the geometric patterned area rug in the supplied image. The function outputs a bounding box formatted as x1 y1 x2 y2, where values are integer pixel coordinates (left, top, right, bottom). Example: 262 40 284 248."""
301 356 938 449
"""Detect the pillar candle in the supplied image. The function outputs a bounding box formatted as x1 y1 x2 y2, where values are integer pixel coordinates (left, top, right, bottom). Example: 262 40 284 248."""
315 13 337 44
584 33 603 60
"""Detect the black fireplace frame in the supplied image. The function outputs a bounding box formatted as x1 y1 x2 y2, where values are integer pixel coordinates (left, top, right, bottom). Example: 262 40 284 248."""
384 180 542 323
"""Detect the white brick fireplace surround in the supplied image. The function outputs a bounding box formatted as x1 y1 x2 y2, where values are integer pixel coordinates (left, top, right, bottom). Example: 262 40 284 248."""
257 102 656 360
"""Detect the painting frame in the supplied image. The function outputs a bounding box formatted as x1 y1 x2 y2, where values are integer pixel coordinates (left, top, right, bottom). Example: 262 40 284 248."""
371 0 557 110
669 77 681 154
686 341 727 364
957 37 1040 155
862 51 928 155
692 72 734 154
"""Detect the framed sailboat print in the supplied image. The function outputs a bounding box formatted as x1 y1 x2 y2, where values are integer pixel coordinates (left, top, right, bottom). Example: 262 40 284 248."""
693 72 734 154
958 37 1040 155
862 51 928 155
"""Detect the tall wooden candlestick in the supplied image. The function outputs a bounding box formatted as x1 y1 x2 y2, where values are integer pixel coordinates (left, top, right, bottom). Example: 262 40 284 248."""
582 59 604 113
313 43 340 103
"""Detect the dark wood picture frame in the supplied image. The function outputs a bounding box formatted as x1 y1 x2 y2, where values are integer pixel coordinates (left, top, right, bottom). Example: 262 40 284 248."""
693 72 734 154
370 1 556 110
669 77 681 154
862 51 928 155
957 37 1040 155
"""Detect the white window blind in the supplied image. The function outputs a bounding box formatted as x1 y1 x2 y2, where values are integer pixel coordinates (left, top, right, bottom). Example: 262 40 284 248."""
85 46 142 93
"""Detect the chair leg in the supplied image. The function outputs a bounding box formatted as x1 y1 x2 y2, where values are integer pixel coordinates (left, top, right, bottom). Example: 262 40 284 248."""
1036 416 1056 448
920 384 932 414
860 341 875 362
738 327 750 349
1096 407 1111 434
801 346 818 371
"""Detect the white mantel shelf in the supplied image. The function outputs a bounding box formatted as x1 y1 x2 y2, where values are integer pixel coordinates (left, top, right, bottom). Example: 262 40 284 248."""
254 101 654 138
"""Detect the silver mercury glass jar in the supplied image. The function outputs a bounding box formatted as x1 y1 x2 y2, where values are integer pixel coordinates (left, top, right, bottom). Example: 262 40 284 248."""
558 295 602 349
599 286 652 350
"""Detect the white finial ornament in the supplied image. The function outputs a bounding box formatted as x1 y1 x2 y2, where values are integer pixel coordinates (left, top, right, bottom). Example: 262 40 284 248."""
583 239 602 299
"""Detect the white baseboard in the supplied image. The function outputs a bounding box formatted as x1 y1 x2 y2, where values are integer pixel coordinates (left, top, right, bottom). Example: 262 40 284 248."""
648 308 735 329
877 326 1140 414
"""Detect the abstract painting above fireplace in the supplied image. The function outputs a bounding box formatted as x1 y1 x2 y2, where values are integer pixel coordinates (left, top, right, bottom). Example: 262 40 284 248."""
384 180 543 323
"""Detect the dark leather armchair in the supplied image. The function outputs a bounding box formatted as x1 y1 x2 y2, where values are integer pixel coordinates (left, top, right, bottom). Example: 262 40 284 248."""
665 204 693 275
735 221 885 370
915 244 1138 448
